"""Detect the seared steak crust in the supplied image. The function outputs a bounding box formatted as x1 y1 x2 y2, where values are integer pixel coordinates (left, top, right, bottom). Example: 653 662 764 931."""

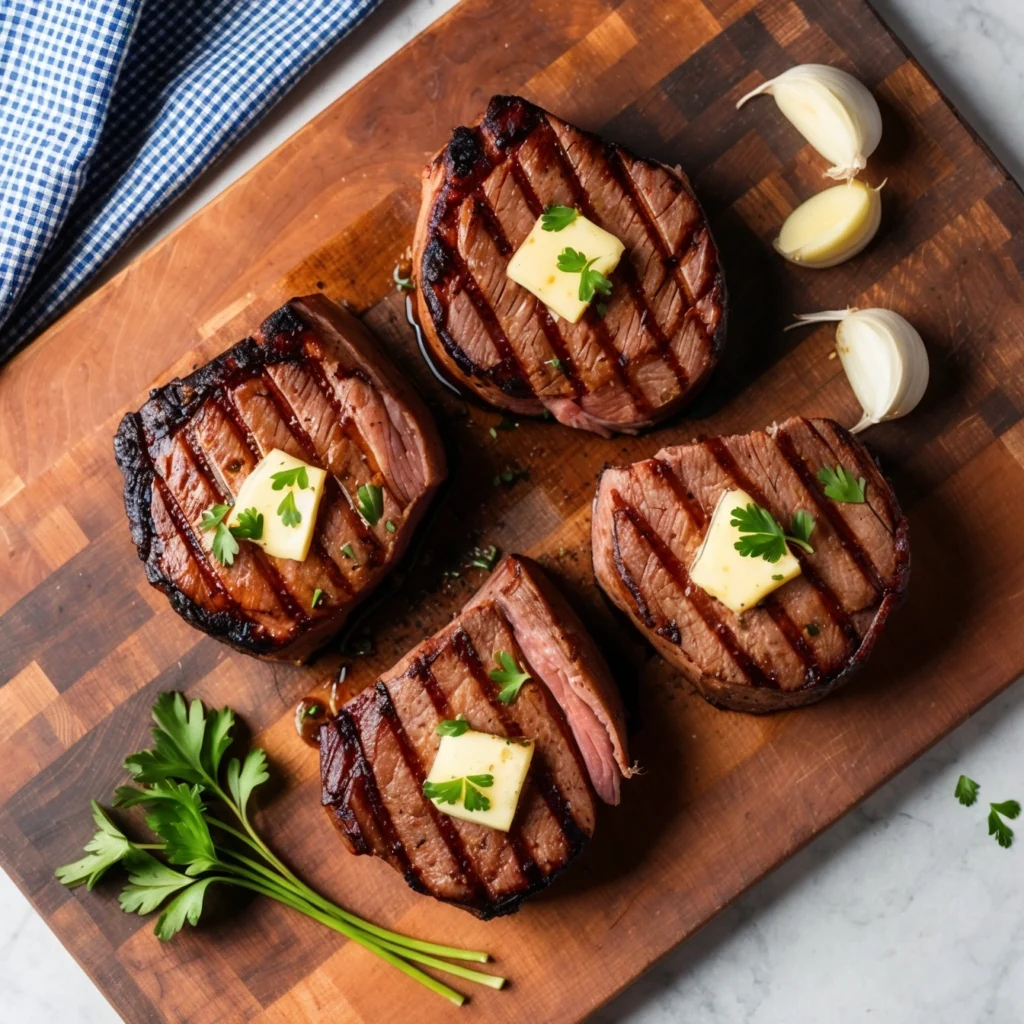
114 294 446 662
592 417 910 711
320 555 631 918
413 95 725 436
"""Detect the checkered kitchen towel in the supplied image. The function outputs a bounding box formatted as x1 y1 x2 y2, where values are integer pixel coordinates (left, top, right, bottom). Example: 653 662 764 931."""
0 0 383 363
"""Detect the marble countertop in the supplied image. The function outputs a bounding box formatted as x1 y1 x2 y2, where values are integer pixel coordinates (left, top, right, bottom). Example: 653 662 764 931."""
3 0 1023 1021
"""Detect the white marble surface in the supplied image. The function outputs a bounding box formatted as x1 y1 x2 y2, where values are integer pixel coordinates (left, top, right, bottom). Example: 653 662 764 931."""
3 0 1024 1020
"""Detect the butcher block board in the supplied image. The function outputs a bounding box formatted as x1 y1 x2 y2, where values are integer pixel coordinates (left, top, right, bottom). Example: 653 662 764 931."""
3 0 1024 1020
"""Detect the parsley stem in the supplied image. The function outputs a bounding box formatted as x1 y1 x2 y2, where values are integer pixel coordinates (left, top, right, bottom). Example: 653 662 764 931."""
224 877 467 1006
214 833 491 963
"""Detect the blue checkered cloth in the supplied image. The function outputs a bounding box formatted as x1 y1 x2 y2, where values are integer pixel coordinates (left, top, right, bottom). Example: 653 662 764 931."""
0 0 382 363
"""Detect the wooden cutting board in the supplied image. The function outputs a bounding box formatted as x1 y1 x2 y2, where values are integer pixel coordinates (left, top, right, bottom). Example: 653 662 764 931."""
2 0 1024 1020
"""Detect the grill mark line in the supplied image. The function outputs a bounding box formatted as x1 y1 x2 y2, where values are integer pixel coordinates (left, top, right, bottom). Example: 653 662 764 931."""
703 437 861 649
436 231 536 398
809 419 902 545
539 122 690 393
256 368 380 585
470 183 587 401
772 427 888 595
450 626 589 858
336 707 422 890
525 118 655 418
150 473 250 621
609 490 776 688
181 421 312 626
374 679 490 905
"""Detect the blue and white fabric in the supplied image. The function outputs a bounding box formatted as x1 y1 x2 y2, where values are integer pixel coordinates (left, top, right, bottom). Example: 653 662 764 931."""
0 0 382 363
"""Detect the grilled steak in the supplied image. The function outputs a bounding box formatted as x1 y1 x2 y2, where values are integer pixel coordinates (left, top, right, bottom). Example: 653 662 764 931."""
412 94 725 437
319 555 632 917
114 294 446 662
592 417 909 711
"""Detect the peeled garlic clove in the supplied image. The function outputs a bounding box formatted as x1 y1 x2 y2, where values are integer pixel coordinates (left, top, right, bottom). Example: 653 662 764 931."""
775 180 882 269
737 64 882 181
790 308 929 432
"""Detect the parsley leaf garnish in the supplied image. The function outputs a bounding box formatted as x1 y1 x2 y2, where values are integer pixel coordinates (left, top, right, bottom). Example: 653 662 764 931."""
200 505 240 567
355 483 384 526
955 774 979 807
489 651 531 704
467 544 500 571
817 465 867 504
270 465 309 491
464 776 493 813
556 247 614 303
311 588 324 609
386 520 396 534
277 490 301 527
989 800 1021 848
54 801 136 890
57 692 497 998
232 507 264 540
423 774 494 812
437 717 470 737
422 777 463 804
730 503 815 562
200 504 230 531
789 510 816 551
541 205 578 232
340 542 356 561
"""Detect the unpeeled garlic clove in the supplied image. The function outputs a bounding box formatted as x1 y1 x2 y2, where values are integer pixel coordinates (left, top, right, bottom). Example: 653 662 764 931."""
774 180 882 269
789 307 929 432
737 64 882 181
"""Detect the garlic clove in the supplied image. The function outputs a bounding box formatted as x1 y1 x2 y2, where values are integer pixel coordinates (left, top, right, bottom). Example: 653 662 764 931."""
774 180 882 269
790 308 929 432
737 64 882 181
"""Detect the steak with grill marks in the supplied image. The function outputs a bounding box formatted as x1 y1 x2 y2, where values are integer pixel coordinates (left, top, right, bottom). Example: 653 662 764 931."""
412 95 725 437
592 417 910 711
319 555 633 918
114 294 446 662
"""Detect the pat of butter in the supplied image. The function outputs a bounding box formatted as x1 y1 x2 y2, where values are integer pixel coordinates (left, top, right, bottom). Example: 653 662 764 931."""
227 449 326 563
424 729 535 832
506 211 624 323
689 488 801 614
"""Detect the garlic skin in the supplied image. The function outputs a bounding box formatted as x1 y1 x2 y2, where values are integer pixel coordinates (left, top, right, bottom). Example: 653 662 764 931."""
790 308 929 432
737 64 882 181
774 180 882 269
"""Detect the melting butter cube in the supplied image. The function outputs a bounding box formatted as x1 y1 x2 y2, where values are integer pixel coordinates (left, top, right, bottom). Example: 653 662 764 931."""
689 488 801 614
424 729 534 832
227 449 326 562
506 211 624 322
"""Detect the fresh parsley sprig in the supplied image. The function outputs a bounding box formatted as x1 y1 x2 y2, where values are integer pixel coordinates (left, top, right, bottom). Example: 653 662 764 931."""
817 465 866 504
489 651 531 704
541 205 578 232
730 503 816 562
556 247 613 303
57 693 505 1004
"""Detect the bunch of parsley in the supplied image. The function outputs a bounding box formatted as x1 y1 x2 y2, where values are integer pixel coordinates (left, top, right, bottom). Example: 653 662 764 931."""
56 692 504 1005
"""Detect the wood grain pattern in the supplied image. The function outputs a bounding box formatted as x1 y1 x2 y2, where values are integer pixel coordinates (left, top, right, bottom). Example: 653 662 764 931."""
2 0 1024 1020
